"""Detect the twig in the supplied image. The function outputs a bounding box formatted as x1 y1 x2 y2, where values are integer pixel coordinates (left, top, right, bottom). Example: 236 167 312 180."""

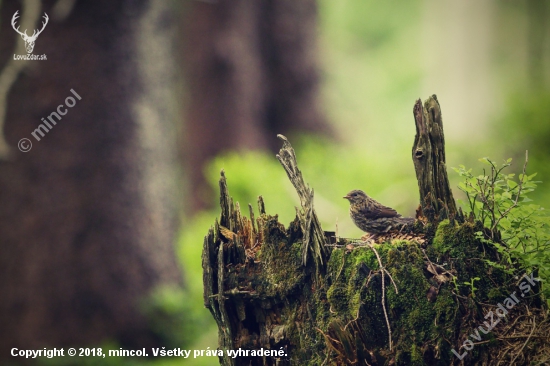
386 267 399 294
335 217 339 242
370 242 399 293
335 251 347 282
491 151 528 233
367 241 396 350
345 293 364 331
509 317 536 365
497 335 548 340
316 327 341 354
471 340 492 346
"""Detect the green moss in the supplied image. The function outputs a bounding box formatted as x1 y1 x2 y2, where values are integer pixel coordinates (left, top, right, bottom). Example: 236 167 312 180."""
257 215 305 297
433 288 457 328
317 219 529 364
487 287 506 301
432 219 452 252
327 281 349 314
221 213 533 365
410 343 422 363
327 248 345 276
349 292 362 318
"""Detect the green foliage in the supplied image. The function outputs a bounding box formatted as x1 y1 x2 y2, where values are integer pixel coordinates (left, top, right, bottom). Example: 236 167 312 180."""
453 156 550 301
453 156 539 234
462 277 480 298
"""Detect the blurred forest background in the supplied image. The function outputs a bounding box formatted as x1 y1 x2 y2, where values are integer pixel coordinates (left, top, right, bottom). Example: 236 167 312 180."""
0 0 548 365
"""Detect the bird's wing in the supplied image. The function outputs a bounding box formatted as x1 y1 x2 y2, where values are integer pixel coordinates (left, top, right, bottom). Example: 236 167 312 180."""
359 202 400 219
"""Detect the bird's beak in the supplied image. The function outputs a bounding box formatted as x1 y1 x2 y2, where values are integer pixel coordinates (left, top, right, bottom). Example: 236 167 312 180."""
343 195 351 200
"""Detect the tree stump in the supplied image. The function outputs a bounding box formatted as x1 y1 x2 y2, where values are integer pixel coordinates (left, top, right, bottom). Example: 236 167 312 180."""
202 96 548 365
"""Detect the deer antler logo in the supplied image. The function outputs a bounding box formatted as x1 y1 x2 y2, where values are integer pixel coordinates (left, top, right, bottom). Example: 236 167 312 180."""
11 11 49 54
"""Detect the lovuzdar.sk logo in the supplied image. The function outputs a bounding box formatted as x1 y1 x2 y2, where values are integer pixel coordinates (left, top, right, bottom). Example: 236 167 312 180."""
12 10 48 61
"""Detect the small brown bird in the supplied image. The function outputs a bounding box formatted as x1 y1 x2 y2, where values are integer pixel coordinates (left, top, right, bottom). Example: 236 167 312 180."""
343 189 414 235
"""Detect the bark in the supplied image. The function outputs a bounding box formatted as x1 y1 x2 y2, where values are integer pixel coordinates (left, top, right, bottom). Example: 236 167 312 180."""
181 0 329 212
202 97 547 365
412 95 458 221
0 0 181 357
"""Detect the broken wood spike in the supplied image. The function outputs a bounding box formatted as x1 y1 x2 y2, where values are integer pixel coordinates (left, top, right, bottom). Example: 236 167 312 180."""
219 225 237 241
249 203 257 235
276 134 328 271
258 195 266 215
412 95 457 222
218 171 261 267
219 170 231 228
202 227 216 309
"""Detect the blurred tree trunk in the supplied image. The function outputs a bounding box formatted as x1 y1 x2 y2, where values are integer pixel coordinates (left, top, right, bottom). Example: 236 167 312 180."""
0 0 181 358
182 0 330 212
526 0 548 90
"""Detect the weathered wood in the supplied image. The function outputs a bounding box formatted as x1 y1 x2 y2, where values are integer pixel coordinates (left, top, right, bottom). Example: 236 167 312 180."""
276 134 328 271
203 171 314 365
412 95 457 221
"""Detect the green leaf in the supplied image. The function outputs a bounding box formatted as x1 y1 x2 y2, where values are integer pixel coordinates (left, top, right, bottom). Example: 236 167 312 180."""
500 218 512 230
479 158 490 164
507 180 518 190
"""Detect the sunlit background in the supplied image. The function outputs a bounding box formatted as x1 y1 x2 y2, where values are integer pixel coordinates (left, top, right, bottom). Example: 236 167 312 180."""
0 0 548 365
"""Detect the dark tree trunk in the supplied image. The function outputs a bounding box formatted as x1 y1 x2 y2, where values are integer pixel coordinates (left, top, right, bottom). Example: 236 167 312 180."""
181 0 329 212
0 0 181 357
